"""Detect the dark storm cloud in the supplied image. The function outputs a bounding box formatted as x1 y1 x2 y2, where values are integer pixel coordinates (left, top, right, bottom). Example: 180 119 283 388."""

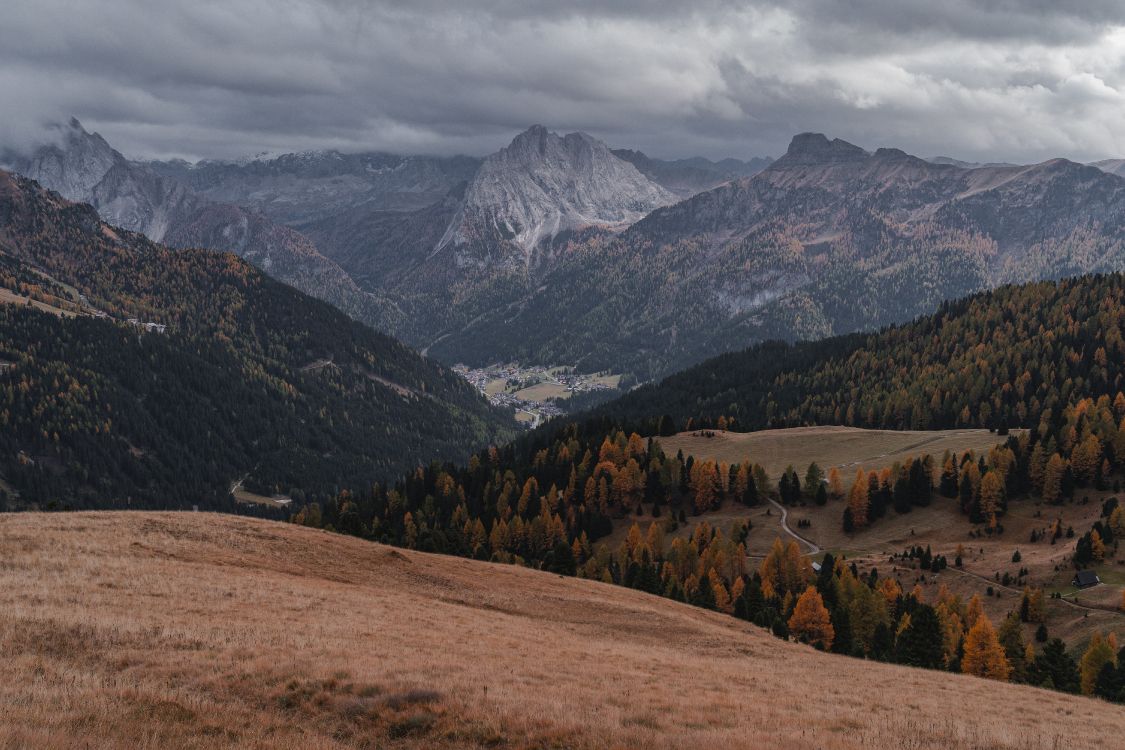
2 0 1124 163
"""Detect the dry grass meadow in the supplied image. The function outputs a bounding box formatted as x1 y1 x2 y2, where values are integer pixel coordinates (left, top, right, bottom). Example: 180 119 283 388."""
2 512 1124 749
657 426 1010 480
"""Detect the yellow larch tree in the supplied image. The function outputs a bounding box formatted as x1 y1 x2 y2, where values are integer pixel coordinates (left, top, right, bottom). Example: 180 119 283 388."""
961 615 1012 682
1079 632 1119 696
847 469 869 528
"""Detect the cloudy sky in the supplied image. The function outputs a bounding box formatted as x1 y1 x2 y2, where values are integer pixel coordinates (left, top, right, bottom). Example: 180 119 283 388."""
4 0 1125 163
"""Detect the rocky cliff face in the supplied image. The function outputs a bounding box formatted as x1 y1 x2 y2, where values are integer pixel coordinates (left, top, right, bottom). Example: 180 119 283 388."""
437 126 676 268
4 119 119 202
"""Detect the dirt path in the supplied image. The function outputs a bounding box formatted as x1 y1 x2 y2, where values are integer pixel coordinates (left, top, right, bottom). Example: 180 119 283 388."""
769 498 820 556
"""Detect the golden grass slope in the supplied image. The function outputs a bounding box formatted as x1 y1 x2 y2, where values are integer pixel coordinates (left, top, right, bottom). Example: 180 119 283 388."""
1 512 1122 750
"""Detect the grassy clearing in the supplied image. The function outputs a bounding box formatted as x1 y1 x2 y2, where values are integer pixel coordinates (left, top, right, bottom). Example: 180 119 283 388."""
2 512 1122 749
512 382 571 401
483 378 508 396
0 287 82 318
232 488 292 508
588 373 621 389
658 426 1011 480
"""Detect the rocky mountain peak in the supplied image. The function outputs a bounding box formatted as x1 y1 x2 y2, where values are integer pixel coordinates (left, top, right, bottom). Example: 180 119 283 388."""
14 118 122 202
779 132 869 166
507 124 550 153
440 126 676 262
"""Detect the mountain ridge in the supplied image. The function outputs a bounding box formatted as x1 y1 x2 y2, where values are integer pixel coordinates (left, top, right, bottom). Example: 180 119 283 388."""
3 119 393 331
419 132 1125 378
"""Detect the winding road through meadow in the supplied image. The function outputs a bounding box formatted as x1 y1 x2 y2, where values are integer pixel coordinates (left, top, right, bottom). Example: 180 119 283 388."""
768 498 821 555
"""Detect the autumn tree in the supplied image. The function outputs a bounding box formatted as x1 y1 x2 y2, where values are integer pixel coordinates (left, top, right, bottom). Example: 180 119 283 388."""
965 594 985 630
979 471 1004 520
961 614 1012 681
1041 453 1066 503
1079 632 1119 696
759 537 810 599
1090 529 1106 563
788 586 834 650
827 467 844 500
846 469 869 529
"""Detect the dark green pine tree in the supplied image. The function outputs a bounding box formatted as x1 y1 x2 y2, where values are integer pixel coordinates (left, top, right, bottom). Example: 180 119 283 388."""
1030 638 1081 693
692 572 717 610
870 622 894 662
1093 662 1118 701
742 476 759 506
894 604 945 669
830 606 853 655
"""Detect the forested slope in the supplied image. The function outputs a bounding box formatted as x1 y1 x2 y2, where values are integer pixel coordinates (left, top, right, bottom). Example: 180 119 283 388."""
0 170 516 510
591 274 1125 435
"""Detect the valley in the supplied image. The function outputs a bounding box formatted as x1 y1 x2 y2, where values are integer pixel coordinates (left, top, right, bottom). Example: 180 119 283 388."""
0 169 517 511
2 511 1122 750
454 362 622 426
9 6 1125 748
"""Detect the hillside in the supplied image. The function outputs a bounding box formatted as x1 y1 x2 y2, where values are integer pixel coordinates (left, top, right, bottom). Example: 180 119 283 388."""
269 270 1125 699
0 169 516 510
591 273 1125 433
653 427 1125 649
2 511 1121 750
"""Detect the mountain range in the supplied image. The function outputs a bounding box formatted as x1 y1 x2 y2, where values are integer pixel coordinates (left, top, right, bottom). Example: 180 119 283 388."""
9 121 1125 386
415 132 1125 379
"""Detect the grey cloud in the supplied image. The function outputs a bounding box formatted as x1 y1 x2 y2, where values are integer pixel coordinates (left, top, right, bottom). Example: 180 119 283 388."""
1 0 1124 164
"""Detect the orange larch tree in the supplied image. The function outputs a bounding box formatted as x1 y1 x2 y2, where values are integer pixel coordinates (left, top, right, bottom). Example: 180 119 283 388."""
788 586 835 650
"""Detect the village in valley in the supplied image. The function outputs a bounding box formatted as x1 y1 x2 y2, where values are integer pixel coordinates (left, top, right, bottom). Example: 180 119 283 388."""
453 363 620 427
